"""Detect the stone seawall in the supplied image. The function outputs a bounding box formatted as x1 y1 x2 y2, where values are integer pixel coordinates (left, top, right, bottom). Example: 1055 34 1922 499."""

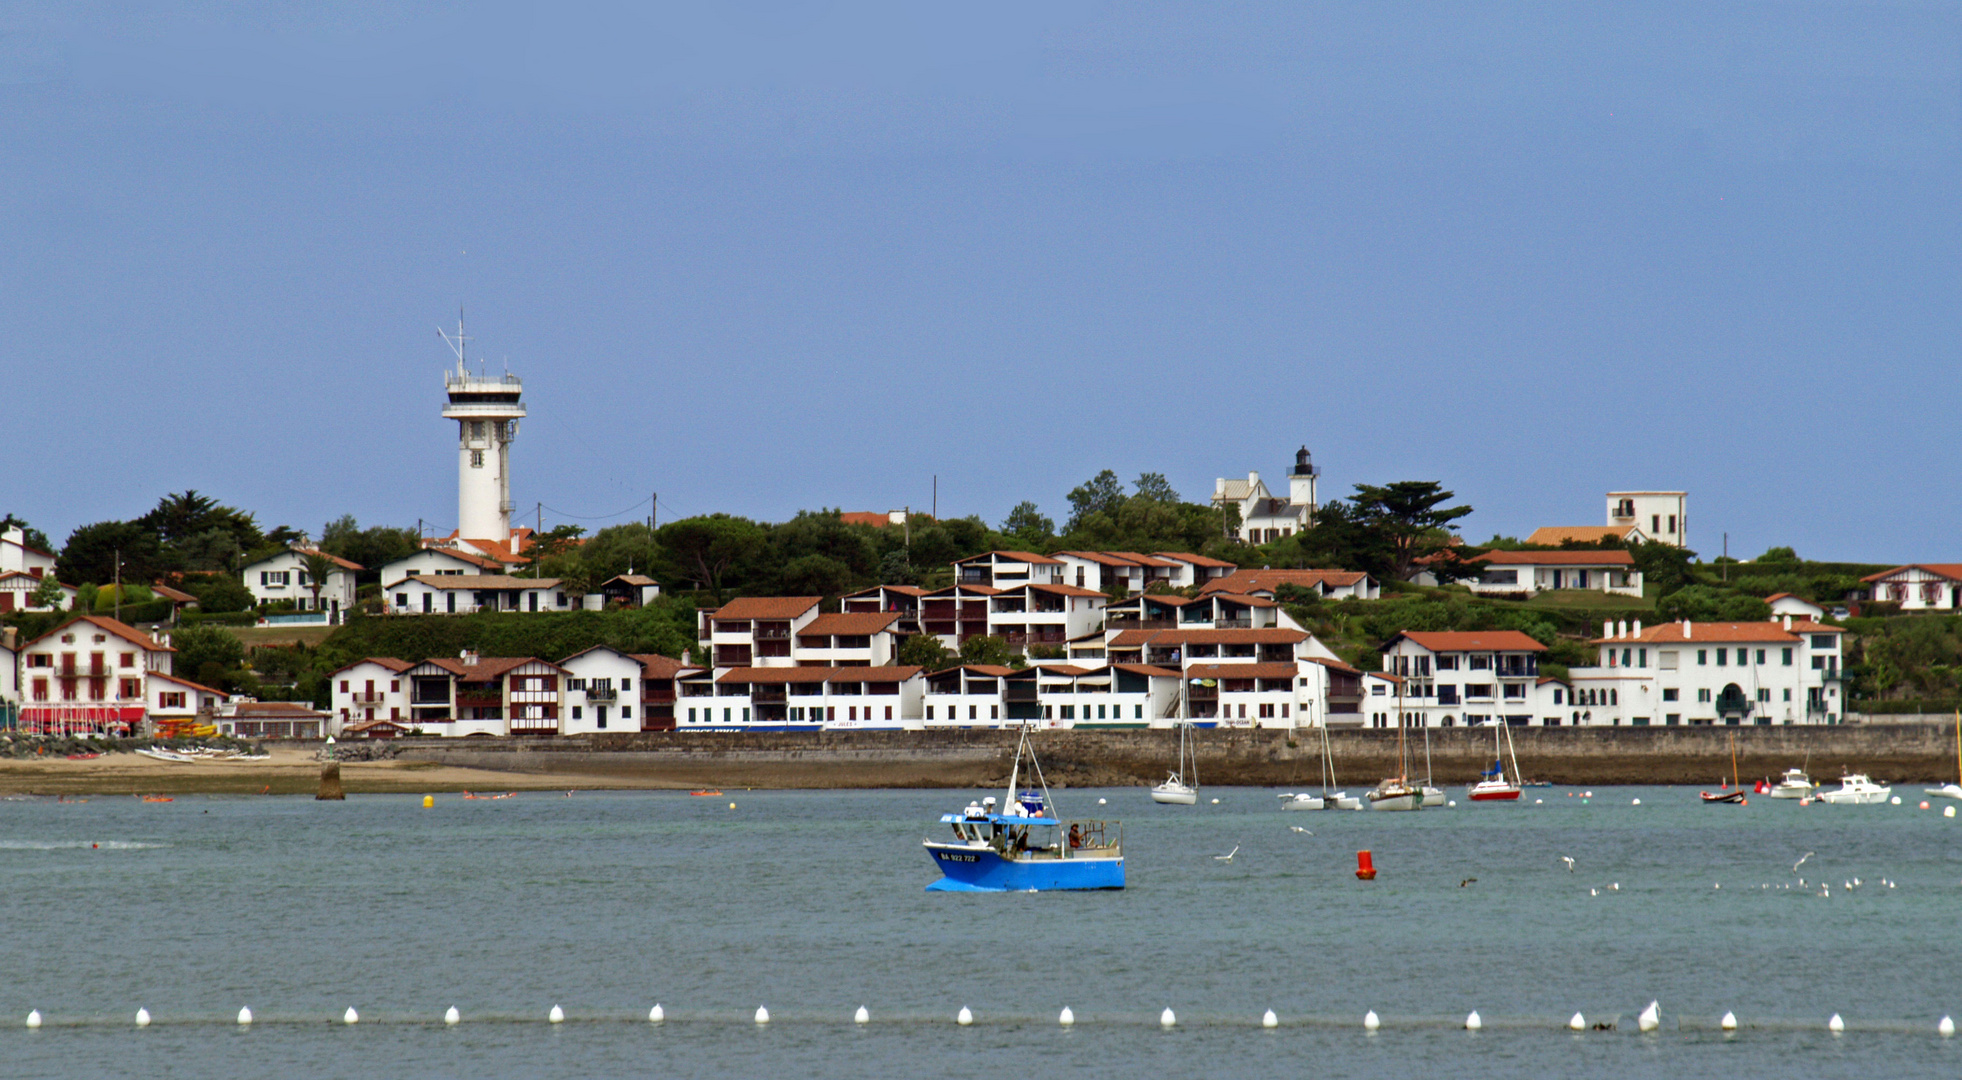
392 725 1962 788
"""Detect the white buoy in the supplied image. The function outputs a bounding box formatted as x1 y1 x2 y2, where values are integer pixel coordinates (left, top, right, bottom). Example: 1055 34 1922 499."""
445 1006 461 1025
25 1010 41 1029
1947 805 1956 819
1363 1010 1380 1031
754 1006 770 1025
548 1005 564 1024
648 1004 664 1023
1262 1009 1278 1028
1569 1012 1585 1031
1720 1011 1737 1031
135 1008 151 1027
1828 1013 1844 1033
1940 1015 1954 1037
1638 1001 1659 1032
1097 798 1106 805
1447 800 1456 807
1534 798 1543 804
343 1007 359 1025
1059 1007 1075 1026
1465 1010 1482 1031
1210 798 1219 804
237 1007 253 1026
1891 796 1902 805
1160 1007 1176 1028
1632 798 1641 805
854 1006 869 1024
956 1006 973 1026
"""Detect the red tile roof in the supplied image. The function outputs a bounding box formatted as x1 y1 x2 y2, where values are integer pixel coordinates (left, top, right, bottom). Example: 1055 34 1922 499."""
330 657 416 676
1023 582 1110 599
388 574 562 590
1301 656 1362 675
710 597 823 621
1861 564 1962 584
800 612 901 636
1109 663 1184 678
1388 631 1548 653
838 512 897 528
293 546 363 571
25 615 171 653
1183 662 1300 680
1524 526 1643 545
955 550 1065 566
1592 620 1845 645
1055 550 1141 567
1107 551 1178 568
151 671 226 695
1199 569 1370 595
1154 552 1238 568
629 654 698 679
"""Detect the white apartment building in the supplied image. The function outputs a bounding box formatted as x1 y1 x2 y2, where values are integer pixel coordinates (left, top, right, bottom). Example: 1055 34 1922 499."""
840 584 928 635
1448 550 1644 598
918 585 999 646
985 583 1107 652
1860 565 1962 611
241 547 361 617
385 574 569 615
16 616 179 736
795 612 904 666
1567 617 1846 726
1054 551 1180 595
1608 491 1686 548
953 551 1066 588
678 665 924 731
701 596 823 669
1150 552 1240 589
1213 447 1320 543
1378 630 1560 727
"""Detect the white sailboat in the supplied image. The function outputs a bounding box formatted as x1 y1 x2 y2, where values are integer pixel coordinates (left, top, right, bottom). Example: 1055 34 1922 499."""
1281 722 1359 810
1418 719 1446 807
1926 711 1962 801
1367 689 1422 812
1152 722 1199 805
1466 720 1523 802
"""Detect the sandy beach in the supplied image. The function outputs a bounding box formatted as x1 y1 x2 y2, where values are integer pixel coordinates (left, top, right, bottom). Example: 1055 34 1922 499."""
0 745 673 797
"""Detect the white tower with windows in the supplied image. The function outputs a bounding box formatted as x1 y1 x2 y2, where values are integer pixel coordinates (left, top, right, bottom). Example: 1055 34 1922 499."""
440 317 524 540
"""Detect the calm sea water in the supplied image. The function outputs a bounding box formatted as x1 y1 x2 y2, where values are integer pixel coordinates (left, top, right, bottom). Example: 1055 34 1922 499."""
2 783 1959 1079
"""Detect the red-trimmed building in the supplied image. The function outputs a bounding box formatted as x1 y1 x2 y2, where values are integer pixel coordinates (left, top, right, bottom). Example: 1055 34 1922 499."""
16 616 184 736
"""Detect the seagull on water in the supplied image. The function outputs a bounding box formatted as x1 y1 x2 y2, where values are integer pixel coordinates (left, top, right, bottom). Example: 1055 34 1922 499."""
1289 826 1312 835
1214 845 1240 862
1560 856 1575 872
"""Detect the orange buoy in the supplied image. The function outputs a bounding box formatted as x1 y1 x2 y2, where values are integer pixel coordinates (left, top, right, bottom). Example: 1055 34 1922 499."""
1356 850 1377 880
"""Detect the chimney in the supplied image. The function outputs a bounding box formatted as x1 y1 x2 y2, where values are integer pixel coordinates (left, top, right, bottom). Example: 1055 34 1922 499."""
1682 620 1691 639
1783 614 1793 631
1 526 21 546
511 531 521 555
1617 620 1628 639
1632 620 1641 638
1603 620 1613 640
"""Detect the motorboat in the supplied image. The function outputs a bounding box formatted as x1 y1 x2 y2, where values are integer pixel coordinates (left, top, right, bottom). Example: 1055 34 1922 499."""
924 729 1123 891
1367 777 1423 812
1770 768 1817 799
1151 722 1199 805
1817 774 1891 805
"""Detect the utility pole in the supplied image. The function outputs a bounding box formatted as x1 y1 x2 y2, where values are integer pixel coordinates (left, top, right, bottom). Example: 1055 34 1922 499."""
1722 532 1728 582
903 506 910 551
113 549 121 623
932 476 937 521
651 492 658 531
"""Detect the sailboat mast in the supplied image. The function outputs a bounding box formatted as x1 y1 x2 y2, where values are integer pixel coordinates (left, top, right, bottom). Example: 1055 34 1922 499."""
1503 719 1522 786
1396 677 1408 782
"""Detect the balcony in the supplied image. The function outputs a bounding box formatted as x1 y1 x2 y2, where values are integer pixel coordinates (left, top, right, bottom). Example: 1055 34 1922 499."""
584 685 617 702
1213 617 1251 629
351 692 387 705
1112 617 1176 630
642 688 677 704
456 695 502 709
751 687 787 704
754 626 791 641
957 570 991 586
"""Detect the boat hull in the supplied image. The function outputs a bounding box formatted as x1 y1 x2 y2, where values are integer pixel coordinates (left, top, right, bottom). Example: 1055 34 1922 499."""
1420 786 1446 807
923 843 1124 892
1367 793 1422 812
1818 790 1890 805
1467 783 1520 802
1924 783 1962 801
1151 788 1197 805
1279 794 1325 811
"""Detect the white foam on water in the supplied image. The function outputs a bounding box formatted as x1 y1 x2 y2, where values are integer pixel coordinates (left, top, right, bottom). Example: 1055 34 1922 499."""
0 840 169 850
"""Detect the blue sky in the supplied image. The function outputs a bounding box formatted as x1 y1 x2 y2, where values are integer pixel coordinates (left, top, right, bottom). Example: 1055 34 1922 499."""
2 2 1956 561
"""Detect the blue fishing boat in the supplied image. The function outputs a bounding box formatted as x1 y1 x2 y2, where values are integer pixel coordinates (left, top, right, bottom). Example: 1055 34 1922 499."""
924 729 1124 892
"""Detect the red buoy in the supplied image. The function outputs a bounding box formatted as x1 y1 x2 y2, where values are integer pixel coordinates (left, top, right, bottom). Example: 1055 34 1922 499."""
1356 850 1377 880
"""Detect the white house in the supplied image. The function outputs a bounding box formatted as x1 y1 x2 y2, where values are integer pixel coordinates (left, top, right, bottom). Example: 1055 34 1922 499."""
558 645 645 734
241 547 361 618
329 657 416 735
0 527 56 578
598 574 662 608
375 545 505 586
16 615 178 736
1607 491 1686 549
0 571 76 614
985 583 1107 652
1053 551 1182 596
1213 447 1320 543
1150 552 1239 589
146 671 226 730
1859 565 1962 611
1378 630 1560 727
918 585 999 647
384 574 569 615
1567 617 1845 726
1425 550 1642 598
394 654 564 737
794 612 904 666
1765 593 1826 621
953 551 1066 588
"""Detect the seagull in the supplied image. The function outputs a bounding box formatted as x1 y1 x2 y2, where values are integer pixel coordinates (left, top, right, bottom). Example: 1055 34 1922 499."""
1459 877 1477 888
1214 845 1240 862
1289 826 1312 835
1793 852 1814 874
1560 856 1575 872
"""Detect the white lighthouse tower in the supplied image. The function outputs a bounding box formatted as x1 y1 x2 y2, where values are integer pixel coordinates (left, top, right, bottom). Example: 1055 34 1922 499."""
439 316 524 540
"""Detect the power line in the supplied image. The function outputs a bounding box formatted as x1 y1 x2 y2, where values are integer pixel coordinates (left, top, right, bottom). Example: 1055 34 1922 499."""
537 496 653 522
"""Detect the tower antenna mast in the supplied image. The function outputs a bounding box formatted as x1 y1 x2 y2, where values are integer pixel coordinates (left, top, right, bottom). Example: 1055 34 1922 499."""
438 307 471 375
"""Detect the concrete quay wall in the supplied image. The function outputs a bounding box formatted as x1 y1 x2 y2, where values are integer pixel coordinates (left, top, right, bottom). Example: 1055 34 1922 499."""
392 725 1962 788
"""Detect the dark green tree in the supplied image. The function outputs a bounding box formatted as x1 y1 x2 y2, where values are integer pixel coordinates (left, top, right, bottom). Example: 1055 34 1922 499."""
1065 470 1128 533
1000 501 1055 547
959 634 1017 667
658 515 767 596
1349 481 1475 581
779 554 852 597
58 521 164 585
0 514 52 553
172 624 248 686
896 633 956 672
1131 472 1179 503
